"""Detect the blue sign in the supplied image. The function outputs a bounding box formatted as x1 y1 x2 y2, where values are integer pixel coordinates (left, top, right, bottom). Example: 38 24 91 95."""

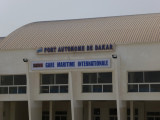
32 59 110 70
37 44 114 54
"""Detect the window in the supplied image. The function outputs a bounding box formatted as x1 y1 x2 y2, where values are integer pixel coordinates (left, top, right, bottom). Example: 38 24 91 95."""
127 109 138 120
93 108 100 120
109 108 117 120
40 74 68 93
0 75 27 94
42 111 49 120
147 112 160 120
82 72 112 93
55 111 67 120
128 71 160 92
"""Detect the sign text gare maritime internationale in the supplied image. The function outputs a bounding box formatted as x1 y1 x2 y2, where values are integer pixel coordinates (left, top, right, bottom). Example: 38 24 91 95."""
37 44 114 54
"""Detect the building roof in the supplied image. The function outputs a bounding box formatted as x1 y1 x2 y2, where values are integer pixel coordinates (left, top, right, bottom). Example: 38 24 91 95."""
1 13 160 50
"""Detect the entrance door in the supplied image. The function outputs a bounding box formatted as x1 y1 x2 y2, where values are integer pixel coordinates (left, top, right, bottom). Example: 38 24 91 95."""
93 108 100 120
147 112 160 120
55 111 67 120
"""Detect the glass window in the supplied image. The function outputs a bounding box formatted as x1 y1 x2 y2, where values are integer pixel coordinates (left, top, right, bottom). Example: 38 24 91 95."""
14 75 26 85
98 72 112 83
9 87 17 94
139 84 149 92
41 74 54 84
0 87 8 94
109 108 117 115
93 85 102 92
0 75 27 94
83 73 97 84
42 111 49 120
128 85 138 92
40 74 68 93
18 87 26 93
145 71 160 82
40 86 49 93
50 86 59 93
82 72 112 93
150 84 160 92
60 86 68 93
1 76 13 85
82 85 92 92
128 72 143 83
94 108 100 115
103 85 112 92
56 74 68 84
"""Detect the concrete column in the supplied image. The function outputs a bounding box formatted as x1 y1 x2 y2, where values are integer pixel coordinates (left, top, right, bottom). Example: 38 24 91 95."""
72 100 83 120
49 101 53 120
130 101 134 120
113 55 127 120
0 102 3 120
10 102 16 120
88 101 91 120
29 101 42 120
117 101 127 120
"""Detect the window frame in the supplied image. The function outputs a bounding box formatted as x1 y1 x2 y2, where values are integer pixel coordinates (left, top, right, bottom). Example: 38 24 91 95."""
128 71 160 93
40 73 69 94
0 74 27 94
82 72 113 93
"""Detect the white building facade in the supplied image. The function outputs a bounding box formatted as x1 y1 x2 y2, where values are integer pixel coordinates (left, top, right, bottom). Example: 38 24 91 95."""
0 13 160 120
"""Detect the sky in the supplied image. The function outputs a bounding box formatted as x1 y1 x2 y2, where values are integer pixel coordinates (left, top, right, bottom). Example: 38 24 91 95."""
0 0 160 37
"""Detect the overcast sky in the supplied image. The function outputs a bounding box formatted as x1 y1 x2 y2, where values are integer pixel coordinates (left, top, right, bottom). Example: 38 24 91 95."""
0 0 160 37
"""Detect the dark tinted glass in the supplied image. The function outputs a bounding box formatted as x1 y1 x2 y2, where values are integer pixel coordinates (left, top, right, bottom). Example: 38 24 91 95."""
56 74 68 84
9 87 17 94
1 76 13 85
103 85 112 92
145 71 160 82
82 85 92 92
128 72 143 83
14 75 26 85
109 108 117 115
40 86 49 93
0 87 8 94
55 111 67 115
50 86 59 93
93 85 102 92
151 84 160 92
128 85 138 92
18 87 26 93
61 116 67 120
94 108 100 115
41 74 54 84
55 116 60 120
147 117 154 120
60 86 68 93
135 109 138 115
139 84 149 92
95 117 100 120
83 73 97 83
98 72 112 83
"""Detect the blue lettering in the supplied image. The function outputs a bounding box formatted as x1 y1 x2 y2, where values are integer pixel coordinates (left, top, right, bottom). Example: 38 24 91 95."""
46 62 54 68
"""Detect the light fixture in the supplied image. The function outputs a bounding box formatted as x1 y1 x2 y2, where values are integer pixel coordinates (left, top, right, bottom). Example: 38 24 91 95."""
112 54 117 59
23 58 28 62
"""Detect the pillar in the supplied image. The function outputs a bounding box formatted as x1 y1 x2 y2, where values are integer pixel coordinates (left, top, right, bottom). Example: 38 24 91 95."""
130 101 134 120
49 101 52 120
117 101 127 120
71 100 83 120
28 101 42 120
0 102 3 120
88 101 91 120
10 102 16 120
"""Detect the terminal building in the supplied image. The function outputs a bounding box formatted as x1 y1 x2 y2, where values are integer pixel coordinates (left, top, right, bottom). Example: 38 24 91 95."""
1 13 160 120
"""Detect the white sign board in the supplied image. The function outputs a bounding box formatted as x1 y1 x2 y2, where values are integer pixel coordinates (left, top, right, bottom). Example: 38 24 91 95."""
31 59 111 70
